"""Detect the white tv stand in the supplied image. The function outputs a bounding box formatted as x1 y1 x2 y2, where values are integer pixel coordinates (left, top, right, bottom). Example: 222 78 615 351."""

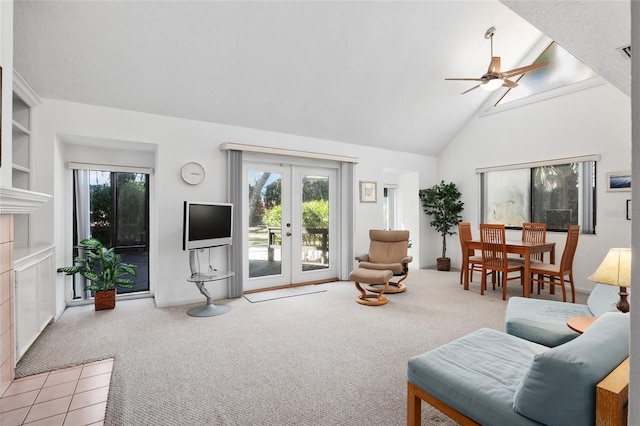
186 249 234 317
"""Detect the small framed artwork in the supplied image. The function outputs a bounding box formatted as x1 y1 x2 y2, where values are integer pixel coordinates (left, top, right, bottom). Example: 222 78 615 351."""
627 199 632 220
606 171 631 192
359 181 377 203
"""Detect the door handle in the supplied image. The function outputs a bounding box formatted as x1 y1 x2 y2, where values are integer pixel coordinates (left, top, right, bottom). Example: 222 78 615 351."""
286 232 292 237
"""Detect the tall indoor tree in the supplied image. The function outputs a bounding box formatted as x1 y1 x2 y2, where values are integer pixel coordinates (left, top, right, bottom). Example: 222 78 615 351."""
419 181 464 271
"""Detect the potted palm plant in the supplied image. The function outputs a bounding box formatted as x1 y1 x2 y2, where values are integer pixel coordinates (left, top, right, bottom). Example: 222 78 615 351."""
57 238 138 310
419 180 464 271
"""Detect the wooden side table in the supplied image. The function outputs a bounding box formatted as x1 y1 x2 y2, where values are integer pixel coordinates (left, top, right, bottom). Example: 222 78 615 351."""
566 316 597 333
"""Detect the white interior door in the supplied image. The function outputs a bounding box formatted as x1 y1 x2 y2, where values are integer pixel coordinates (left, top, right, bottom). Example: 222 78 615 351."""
243 159 337 291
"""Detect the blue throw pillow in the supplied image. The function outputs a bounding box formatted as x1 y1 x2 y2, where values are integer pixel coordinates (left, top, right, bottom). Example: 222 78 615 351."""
513 312 629 426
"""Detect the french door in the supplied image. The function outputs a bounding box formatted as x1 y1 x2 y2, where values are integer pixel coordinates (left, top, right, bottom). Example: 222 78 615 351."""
72 170 150 299
243 159 337 291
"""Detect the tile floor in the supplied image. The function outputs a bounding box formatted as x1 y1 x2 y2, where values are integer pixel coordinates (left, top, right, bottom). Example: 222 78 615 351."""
0 358 113 426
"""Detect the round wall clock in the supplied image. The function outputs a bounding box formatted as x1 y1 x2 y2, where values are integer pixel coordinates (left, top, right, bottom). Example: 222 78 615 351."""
180 162 205 185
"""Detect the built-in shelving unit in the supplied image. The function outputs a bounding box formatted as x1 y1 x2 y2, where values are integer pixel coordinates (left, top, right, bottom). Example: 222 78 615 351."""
12 71 41 250
12 88 31 190
4 72 53 368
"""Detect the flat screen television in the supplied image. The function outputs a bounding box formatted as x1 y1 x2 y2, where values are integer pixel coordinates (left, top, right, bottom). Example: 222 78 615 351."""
183 201 233 250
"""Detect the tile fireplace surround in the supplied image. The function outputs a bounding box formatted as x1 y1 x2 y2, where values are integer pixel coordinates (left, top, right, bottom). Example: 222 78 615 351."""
0 187 52 396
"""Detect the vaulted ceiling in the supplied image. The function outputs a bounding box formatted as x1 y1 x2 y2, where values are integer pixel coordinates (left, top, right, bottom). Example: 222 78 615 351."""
13 1 630 157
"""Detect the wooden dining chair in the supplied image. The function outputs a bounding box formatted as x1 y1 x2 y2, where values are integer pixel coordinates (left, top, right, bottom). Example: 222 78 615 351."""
457 222 483 285
480 224 525 300
521 222 547 292
530 225 580 303
521 223 547 262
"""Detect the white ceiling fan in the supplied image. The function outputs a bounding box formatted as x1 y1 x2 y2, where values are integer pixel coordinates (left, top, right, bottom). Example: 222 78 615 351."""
445 27 549 95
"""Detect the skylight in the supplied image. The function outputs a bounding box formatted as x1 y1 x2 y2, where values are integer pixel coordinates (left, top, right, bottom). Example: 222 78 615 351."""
494 42 599 106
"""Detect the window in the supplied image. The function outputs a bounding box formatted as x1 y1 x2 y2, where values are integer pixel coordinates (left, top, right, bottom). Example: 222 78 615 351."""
495 42 599 107
479 156 597 233
72 168 150 300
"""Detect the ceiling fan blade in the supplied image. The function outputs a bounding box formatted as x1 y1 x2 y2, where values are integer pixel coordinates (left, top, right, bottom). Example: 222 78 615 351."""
445 78 485 82
487 57 501 75
502 79 518 88
461 85 481 95
502 61 549 78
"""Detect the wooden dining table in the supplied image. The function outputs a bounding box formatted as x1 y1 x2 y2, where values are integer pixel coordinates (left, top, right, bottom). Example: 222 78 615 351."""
463 239 556 297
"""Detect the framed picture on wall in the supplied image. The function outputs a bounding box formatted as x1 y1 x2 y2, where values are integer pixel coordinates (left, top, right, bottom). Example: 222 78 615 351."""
606 171 631 192
359 181 377 203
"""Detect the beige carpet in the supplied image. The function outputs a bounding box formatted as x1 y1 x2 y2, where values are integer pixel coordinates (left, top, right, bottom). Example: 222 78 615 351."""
243 286 327 303
15 269 587 425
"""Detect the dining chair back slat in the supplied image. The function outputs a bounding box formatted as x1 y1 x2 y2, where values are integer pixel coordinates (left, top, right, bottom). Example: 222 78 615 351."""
458 222 483 285
560 225 580 274
479 223 525 300
481 225 508 268
522 223 547 262
530 225 580 302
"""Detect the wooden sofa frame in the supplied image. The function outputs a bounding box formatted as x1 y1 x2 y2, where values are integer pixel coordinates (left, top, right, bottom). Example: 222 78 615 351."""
407 357 629 426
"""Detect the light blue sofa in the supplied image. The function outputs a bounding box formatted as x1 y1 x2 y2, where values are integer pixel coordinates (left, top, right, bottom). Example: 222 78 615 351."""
407 312 629 426
504 284 620 347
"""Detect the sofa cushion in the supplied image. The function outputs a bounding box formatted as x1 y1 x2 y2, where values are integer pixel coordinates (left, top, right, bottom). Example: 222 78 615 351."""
513 312 630 426
587 284 622 316
505 296 591 346
408 328 546 426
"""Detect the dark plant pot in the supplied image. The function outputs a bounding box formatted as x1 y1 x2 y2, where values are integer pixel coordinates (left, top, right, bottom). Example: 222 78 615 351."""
437 257 451 271
94 289 116 310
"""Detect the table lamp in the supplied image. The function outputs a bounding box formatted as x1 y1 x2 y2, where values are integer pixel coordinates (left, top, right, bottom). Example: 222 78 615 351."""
587 248 631 313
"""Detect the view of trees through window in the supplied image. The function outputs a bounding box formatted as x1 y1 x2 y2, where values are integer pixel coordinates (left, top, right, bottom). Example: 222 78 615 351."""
532 164 580 230
247 169 331 279
249 173 329 247
90 172 148 246
482 161 595 232
84 171 149 294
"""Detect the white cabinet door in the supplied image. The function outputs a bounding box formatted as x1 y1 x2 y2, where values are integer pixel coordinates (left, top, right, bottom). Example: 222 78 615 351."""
14 247 54 360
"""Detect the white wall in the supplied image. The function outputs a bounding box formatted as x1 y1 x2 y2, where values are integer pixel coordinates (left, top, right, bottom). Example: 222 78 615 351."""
32 99 437 312
438 81 631 293
0 1 12 187
629 1 639 419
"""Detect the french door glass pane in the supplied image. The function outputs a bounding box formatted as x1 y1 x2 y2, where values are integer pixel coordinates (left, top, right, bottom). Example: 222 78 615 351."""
248 170 282 278
87 171 149 294
89 171 112 245
114 172 149 293
301 174 329 272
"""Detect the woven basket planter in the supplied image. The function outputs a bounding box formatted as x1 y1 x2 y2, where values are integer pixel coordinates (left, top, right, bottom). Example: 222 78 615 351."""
94 289 116 310
436 257 451 271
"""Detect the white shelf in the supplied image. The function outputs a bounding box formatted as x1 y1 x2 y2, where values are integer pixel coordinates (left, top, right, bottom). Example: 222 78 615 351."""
12 164 30 173
12 120 31 135
11 70 39 248
14 244 55 269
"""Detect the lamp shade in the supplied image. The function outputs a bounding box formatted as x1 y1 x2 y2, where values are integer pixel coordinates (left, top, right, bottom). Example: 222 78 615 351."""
587 248 631 288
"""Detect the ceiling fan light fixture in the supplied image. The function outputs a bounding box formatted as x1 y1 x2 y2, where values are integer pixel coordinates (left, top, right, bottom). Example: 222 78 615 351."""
446 26 548 95
480 78 504 91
